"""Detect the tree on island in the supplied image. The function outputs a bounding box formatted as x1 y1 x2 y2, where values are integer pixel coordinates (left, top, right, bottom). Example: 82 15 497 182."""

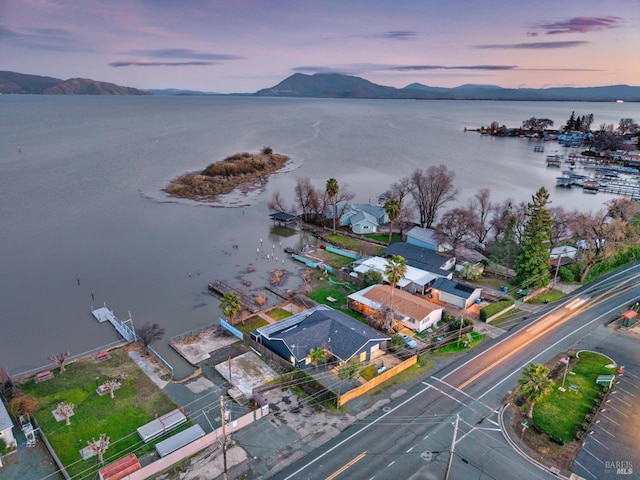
518 363 554 419
409 165 457 229
514 187 552 289
220 291 243 325
384 198 401 244
522 117 554 137
326 178 339 234
48 350 70 374
384 255 407 332
135 322 165 355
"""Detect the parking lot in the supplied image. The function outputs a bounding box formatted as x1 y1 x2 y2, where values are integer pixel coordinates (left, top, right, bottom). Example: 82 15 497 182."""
572 331 640 479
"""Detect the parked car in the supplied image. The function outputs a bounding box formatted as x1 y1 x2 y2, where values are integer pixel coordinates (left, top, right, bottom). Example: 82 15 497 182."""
399 333 418 349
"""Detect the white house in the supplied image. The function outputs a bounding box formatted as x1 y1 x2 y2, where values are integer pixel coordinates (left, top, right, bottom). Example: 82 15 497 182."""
0 400 15 453
348 284 443 332
351 256 444 295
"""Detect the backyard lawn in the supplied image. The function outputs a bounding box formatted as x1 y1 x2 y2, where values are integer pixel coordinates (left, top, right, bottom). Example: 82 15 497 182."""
19 347 182 479
533 351 616 443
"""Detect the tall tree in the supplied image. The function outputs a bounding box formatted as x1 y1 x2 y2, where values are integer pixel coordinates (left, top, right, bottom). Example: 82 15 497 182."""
409 165 457 228
433 207 479 255
384 198 401 244
294 177 321 222
326 178 339 233
384 255 407 331
48 351 70 374
490 214 518 276
514 187 552 289
518 363 554 418
220 291 242 324
135 322 165 355
469 188 494 244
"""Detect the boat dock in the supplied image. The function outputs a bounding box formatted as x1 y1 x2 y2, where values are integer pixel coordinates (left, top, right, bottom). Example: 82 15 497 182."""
92 307 136 342
207 280 261 313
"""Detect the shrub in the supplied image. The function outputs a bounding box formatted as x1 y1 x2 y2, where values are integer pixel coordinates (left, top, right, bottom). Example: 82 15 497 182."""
558 266 575 282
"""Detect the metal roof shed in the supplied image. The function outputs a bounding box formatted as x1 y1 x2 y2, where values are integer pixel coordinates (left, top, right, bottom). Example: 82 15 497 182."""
136 409 187 443
155 424 205 457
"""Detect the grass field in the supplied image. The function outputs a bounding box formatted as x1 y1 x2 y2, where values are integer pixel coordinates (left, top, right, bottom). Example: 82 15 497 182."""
19 347 182 479
432 332 485 355
235 315 269 334
533 351 615 443
267 308 293 320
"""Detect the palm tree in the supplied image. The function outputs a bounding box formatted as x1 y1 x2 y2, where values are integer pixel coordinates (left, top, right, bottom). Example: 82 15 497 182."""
384 198 401 244
384 255 407 331
220 291 242 324
308 347 327 368
518 363 554 418
326 178 339 234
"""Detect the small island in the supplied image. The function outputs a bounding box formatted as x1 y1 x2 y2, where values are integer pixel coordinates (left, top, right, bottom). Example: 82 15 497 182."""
163 147 290 202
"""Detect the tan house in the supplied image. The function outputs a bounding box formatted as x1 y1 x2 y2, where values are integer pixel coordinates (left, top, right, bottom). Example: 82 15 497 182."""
348 284 443 332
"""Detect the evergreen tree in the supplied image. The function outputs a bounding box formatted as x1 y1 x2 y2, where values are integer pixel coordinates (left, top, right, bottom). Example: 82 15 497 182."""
491 215 518 274
564 111 576 132
514 187 552 289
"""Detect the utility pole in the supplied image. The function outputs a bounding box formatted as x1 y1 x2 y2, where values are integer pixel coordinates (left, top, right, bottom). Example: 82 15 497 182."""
220 396 229 480
445 414 459 480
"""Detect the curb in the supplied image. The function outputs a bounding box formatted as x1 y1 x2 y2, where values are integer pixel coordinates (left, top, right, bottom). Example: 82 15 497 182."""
498 403 569 480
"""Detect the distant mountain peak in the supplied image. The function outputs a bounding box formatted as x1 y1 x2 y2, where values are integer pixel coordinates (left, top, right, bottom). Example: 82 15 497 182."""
0 71 150 95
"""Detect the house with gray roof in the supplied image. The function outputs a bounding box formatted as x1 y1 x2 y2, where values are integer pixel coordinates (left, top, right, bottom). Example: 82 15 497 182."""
253 305 390 368
384 242 455 278
406 226 450 252
0 400 16 452
430 278 482 309
329 203 389 234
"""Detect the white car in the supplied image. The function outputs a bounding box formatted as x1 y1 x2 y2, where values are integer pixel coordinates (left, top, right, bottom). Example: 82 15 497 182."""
399 333 418 349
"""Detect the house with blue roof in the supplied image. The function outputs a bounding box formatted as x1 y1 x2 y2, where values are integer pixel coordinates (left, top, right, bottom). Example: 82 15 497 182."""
252 305 390 368
328 203 389 234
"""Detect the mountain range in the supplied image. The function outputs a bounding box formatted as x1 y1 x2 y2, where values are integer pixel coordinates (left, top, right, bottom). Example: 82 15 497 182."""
1 70 638 101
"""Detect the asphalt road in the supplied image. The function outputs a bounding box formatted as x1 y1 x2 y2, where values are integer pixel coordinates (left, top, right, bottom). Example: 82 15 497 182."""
276 264 640 480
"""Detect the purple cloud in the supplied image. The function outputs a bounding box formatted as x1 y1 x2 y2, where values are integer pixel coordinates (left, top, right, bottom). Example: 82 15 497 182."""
534 16 622 35
391 65 517 71
109 61 214 67
476 41 588 49
124 49 243 61
379 31 419 40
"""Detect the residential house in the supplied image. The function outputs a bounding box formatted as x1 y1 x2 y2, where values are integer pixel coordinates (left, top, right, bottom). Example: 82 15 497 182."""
0 400 15 452
351 256 447 295
329 203 390 234
253 305 390 368
348 284 443 332
430 278 482 309
384 242 455 277
405 226 450 252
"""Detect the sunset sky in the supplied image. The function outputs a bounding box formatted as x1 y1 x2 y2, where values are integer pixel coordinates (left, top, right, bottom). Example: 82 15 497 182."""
1 0 638 93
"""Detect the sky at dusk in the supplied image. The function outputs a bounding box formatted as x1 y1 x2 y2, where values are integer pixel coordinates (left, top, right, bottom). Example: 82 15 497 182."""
1 0 639 93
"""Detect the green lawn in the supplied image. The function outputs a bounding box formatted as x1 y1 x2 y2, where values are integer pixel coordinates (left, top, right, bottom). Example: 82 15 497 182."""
19 348 182 479
527 289 565 304
364 233 402 244
235 315 269 334
533 352 616 443
324 234 361 250
432 332 484 355
305 273 367 322
267 308 293 321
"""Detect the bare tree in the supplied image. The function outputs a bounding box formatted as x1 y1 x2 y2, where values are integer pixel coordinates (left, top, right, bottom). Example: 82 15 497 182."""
55 402 75 426
618 118 639 136
469 188 494 244
0 366 10 396
102 379 121 400
433 207 480 255
88 434 110 466
48 351 70 374
267 191 294 213
135 322 165 355
294 177 321 222
549 206 575 248
409 165 458 228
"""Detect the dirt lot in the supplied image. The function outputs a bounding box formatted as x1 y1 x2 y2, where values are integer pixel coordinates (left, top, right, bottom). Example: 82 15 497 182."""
170 326 239 364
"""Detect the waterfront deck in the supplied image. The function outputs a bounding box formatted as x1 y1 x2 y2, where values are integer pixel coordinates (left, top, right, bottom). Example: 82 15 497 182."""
207 280 261 313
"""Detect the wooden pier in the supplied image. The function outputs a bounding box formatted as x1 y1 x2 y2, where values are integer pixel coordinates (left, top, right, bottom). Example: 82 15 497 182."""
208 280 261 313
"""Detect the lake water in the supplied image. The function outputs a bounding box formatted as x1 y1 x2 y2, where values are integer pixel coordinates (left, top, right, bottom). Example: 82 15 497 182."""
1 96 638 378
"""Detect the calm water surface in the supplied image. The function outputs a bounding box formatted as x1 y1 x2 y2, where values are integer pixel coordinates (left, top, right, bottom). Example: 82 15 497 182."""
1 96 638 377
